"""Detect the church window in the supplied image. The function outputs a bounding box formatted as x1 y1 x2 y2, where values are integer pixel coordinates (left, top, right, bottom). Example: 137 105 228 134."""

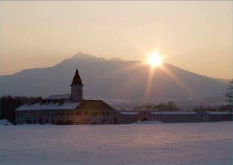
92 112 97 116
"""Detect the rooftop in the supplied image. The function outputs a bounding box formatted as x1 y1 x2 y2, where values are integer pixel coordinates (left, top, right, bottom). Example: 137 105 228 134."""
15 101 80 111
71 69 83 86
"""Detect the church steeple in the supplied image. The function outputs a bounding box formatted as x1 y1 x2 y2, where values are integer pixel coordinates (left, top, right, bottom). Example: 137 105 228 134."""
71 69 83 102
71 69 83 86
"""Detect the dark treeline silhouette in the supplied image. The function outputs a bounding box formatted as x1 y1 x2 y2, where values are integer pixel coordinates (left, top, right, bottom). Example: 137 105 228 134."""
134 101 178 111
134 101 230 112
0 96 43 123
193 104 231 112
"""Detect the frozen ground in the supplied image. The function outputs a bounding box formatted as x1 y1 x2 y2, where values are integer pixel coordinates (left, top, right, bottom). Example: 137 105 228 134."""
0 120 12 126
0 122 233 165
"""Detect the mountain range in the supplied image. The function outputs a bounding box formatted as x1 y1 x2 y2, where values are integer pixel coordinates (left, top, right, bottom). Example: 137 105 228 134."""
0 53 229 108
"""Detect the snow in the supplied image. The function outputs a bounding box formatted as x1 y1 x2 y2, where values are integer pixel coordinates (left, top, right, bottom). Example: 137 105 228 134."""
119 111 140 115
0 122 233 165
132 120 162 124
150 111 196 115
0 119 12 125
15 102 79 111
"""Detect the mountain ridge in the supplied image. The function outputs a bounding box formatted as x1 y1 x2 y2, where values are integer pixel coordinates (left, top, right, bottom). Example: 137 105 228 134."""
4 52 229 81
0 53 228 107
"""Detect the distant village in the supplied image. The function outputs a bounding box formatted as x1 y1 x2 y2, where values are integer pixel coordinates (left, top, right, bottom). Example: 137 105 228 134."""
1 69 233 125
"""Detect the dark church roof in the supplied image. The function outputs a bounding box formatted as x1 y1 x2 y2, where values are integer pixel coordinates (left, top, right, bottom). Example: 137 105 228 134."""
76 100 114 111
71 69 83 86
16 100 115 111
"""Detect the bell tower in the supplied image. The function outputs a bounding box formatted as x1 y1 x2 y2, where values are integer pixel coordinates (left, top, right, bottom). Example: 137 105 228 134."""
71 69 83 102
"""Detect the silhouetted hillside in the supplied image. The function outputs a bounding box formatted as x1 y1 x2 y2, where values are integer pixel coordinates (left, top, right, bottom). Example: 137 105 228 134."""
0 52 228 107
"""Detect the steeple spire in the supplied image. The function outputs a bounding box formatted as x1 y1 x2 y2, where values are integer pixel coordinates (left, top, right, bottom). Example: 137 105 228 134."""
71 69 83 86
71 69 84 102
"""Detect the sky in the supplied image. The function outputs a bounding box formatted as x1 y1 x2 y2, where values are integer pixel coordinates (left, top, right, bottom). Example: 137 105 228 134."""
0 1 232 79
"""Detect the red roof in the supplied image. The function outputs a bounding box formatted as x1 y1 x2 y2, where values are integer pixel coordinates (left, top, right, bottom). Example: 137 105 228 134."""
71 69 83 86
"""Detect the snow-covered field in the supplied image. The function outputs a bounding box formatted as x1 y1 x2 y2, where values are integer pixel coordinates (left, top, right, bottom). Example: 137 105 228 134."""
0 122 233 165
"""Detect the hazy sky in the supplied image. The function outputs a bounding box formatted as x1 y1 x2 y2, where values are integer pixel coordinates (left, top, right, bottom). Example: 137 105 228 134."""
0 1 232 79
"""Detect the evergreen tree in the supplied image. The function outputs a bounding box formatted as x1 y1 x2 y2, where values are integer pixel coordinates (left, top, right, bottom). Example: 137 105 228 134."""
0 96 43 123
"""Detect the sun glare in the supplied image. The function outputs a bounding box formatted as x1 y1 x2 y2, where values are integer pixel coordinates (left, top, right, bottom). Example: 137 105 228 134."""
146 52 163 67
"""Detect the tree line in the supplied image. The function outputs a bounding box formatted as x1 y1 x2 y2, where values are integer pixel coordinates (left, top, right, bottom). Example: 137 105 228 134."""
0 96 43 123
133 101 231 112
134 101 178 111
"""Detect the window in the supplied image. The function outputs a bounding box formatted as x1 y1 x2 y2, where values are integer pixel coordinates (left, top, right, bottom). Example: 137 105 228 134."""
84 111 89 115
92 112 97 116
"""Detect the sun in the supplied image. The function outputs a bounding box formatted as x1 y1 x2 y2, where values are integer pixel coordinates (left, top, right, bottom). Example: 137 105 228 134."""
146 52 163 67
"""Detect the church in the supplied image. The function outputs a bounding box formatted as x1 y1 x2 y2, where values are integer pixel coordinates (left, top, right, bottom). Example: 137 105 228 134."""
15 70 120 125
